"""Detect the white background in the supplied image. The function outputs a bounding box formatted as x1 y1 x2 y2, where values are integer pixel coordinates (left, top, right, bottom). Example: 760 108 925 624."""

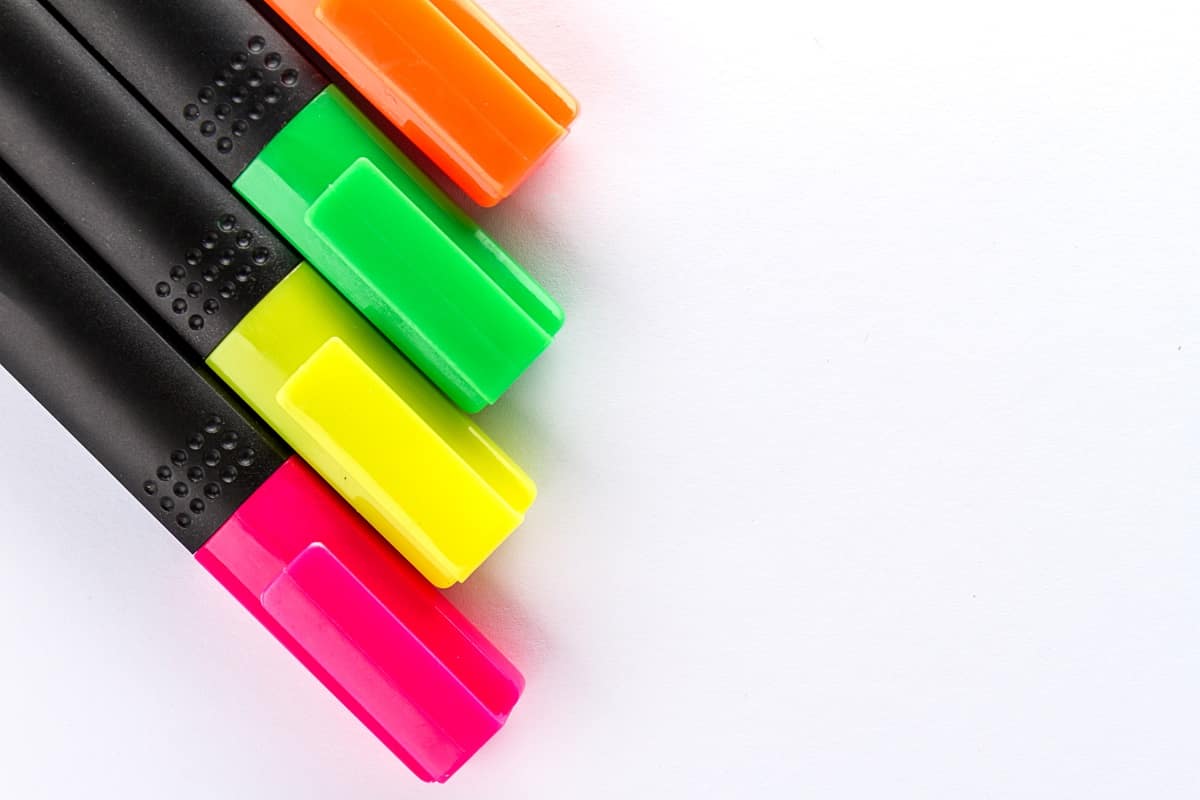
2 0 1199 797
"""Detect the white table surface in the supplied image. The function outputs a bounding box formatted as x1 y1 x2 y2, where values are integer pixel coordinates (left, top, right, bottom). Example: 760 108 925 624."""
2 1 1199 797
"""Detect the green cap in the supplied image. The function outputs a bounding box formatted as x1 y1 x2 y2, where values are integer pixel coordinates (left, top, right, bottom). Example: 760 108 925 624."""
234 86 564 413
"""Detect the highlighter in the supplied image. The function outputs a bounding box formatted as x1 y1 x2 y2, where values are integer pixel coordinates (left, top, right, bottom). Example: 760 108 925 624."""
0 166 524 783
43 0 565 412
253 0 579 206
0 0 533 587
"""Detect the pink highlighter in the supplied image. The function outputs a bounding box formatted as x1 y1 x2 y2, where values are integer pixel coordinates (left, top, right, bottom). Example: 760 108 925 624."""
200 457 525 779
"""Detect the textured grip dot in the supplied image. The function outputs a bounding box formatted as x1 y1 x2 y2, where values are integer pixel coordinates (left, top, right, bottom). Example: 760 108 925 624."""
177 35 326 173
151 212 276 336
142 413 260 542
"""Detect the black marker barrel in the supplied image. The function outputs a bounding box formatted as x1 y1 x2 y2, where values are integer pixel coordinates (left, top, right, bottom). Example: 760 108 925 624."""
0 0 300 355
0 169 287 550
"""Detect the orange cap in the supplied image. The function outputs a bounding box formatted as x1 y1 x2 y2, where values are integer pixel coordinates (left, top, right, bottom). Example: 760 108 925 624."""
263 0 578 206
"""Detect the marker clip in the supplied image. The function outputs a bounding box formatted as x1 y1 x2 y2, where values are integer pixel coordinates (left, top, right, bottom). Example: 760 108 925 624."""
278 336 524 585
306 158 555 409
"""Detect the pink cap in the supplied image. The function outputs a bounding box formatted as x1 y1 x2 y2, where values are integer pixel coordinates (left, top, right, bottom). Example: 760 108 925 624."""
196 456 524 782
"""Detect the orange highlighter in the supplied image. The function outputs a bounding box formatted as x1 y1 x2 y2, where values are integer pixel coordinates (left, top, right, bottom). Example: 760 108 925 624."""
258 0 578 206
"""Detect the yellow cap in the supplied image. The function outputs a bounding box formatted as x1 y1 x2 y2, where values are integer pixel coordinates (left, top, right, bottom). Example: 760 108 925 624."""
207 263 535 587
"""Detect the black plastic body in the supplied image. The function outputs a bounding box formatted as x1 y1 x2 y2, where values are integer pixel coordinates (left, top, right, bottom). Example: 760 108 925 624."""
0 0 302 358
41 0 328 181
0 170 289 551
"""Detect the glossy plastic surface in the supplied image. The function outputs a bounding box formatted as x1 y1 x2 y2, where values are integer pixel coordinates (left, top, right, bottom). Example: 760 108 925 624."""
207 263 536 587
198 456 524 782
259 0 578 205
235 86 564 412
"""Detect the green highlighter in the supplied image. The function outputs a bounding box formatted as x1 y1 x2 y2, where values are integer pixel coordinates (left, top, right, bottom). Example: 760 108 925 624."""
47 0 564 413
237 90 565 412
